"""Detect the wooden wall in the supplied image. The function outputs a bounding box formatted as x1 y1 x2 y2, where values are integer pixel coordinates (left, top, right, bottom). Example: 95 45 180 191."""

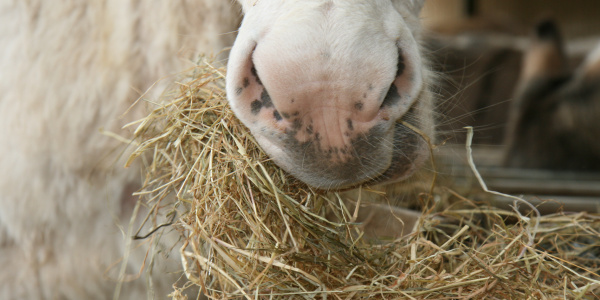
422 0 600 38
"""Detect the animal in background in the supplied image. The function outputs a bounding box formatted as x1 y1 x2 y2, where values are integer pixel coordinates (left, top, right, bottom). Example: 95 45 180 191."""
504 19 600 170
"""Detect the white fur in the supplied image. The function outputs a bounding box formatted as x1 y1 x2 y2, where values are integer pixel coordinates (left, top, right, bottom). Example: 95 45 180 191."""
0 0 428 298
0 1 240 298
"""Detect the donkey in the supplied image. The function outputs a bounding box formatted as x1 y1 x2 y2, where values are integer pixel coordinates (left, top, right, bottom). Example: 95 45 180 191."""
0 0 432 298
504 20 600 170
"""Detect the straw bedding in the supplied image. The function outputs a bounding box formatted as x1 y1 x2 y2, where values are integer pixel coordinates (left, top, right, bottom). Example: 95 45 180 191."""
127 59 600 299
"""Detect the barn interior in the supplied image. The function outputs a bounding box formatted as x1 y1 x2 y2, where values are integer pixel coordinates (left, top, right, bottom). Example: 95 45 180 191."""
420 0 600 214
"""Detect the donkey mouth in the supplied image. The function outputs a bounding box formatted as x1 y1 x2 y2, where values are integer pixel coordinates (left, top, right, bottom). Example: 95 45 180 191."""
254 117 428 191
248 87 430 190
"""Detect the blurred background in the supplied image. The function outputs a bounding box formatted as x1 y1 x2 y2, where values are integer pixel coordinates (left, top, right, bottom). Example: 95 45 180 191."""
422 0 600 145
417 0 600 212
423 0 600 38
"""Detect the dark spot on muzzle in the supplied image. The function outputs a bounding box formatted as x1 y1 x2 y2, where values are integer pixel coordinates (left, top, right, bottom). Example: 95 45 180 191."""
306 124 314 135
235 77 250 96
249 89 273 115
250 100 262 115
261 90 273 108
314 132 321 142
354 101 364 111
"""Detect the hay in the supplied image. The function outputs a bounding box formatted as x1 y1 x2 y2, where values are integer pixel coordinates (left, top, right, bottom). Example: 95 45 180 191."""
128 58 600 299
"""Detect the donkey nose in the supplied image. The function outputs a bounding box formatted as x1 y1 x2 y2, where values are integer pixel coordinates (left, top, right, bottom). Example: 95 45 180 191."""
226 2 426 189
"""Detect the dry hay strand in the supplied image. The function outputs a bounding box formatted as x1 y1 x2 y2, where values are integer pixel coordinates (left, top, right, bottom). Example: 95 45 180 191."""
128 58 600 299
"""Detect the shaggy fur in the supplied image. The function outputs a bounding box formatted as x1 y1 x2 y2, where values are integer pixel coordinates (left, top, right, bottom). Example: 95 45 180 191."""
0 1 240 298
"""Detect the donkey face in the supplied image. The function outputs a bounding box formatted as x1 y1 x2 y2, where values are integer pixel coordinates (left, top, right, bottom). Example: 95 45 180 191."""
227 0 431 189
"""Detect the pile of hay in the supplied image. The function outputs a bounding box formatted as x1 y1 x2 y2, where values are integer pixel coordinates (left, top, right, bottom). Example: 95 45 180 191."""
128 58 600 299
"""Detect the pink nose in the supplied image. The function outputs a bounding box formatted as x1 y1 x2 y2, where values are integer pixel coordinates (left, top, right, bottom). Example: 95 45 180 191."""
227 70 408 188
255 78 389 151
225 7 424 189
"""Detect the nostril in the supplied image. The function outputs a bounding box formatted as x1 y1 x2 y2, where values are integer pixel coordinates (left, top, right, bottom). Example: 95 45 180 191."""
228 41 281 127
379 48 405 110
249 48 264 86
250 65 263 86
380 83 400 109
396 48 406 78
238 52 284 123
